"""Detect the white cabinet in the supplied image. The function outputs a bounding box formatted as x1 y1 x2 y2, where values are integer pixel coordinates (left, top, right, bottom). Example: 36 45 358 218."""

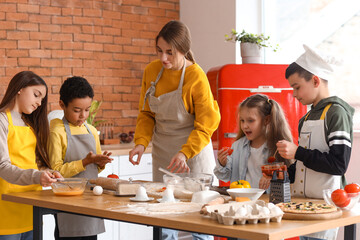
43 153 153 240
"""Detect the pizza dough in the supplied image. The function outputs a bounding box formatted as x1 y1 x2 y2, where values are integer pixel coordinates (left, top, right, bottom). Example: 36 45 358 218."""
276 201 337 214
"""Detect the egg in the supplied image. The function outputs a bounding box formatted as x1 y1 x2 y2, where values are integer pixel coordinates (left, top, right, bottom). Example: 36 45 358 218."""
93 186 103 196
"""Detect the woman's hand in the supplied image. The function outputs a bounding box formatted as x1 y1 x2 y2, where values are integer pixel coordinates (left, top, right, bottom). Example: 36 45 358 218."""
217 148 228 167
40 170 63 187
167 152 189 173
259 173 271 190
129 145 145 165
83 151 113 168
276 140 298 160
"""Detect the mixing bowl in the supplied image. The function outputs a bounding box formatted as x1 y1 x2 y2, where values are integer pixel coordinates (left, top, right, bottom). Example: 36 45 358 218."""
51 178 87 196
226 188 265 201
323 188 360 210
163 173 213 192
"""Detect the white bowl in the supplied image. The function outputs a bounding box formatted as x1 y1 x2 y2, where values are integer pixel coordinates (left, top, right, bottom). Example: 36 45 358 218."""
226 188 265 201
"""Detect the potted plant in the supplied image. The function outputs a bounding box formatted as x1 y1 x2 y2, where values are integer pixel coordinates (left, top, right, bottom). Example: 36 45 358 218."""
225 29 278 64
86 100 106 128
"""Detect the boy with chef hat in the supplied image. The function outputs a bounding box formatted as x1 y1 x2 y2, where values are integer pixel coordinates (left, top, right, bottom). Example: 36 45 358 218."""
276 44 354 240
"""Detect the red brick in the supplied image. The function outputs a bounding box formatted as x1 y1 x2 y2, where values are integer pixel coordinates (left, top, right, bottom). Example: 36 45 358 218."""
102 27 120 36
123 0 141 5
131 22 148 31
159 2 176 10
62 59 83 68
73 16 95 25
94 35 113 43
122 109 138 117
103 44 122 53
7 31 29 40
40 6 61 15
74 33 94 42
112 69 133 78
123 45 141 54
121 13 140 22
41 40 62 49
61 8 82 16
132 38 150 46
17 22 39 31
132 54 150 63
52 50 72 58
29 49 51 58
93 52 112 60
149 8 165 16
0 3 16 12
103 93 122 102
61 25 81 33
141 46 155 55
0 21 16 30
18 40 40 49
29 67 51 76
51 67 71 76
93 18 112 27
30 31 52 40
82 25 102 34
166 10 179 18
18 58 40 67
141 30 157 39
102 77 122 85
122 93 140 102
112 19 129 29
103 61 122 69
0 30 5 38
93 85 113 94
29 0 50 5
121 61 142 70
84 42 103 51
18 4 40 13
102 10 121 19
140 15 157 23
93 68 113 77
113 53 132 61
114 36 131 45
29 14 51 24
83 8 102 17
62 41 83 50
0 58 17 67
0 12 4 20
73 50 94 59
52 16 72 25
40 24 60 32
114 85 132 93
6 67 29 77
6 49 28 57
52 33 72 41
113 101 132 110
41 58 61 67
83 60 102 68
141 1 158 8
93 2 112 11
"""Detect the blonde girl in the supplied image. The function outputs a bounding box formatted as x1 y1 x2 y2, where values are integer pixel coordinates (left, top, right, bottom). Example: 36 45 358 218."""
214 94 293 189
0 71 61 240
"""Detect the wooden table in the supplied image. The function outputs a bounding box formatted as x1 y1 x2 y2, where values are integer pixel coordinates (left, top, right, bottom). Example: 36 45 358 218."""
2 190 359 240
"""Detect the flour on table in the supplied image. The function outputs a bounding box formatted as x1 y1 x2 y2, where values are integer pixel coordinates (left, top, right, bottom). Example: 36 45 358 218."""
109 202 202 215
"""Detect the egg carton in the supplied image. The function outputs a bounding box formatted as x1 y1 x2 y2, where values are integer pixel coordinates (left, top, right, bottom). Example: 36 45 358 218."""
204 200 284 226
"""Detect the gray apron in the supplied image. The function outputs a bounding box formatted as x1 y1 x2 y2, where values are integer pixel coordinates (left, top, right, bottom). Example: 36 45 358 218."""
143 60 215 182
57 118 105 237
294 104 338 240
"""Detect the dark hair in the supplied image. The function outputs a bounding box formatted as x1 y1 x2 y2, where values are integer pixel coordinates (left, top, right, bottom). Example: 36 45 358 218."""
236 94 293 166
60 76 94 106
0 71 50 169
285 62 313 81
156 20 195 63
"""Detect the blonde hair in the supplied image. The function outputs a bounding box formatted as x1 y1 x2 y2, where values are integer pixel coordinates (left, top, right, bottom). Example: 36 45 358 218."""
156 20 195 63
236 94 293 165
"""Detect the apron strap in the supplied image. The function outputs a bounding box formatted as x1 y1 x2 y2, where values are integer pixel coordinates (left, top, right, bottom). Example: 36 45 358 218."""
5 110 13 125
142 67 164 110
304 103 332 121
177 57 187 91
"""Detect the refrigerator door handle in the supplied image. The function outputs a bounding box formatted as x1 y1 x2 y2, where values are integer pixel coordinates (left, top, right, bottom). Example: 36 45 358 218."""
219 86 293 93
224 133 237 138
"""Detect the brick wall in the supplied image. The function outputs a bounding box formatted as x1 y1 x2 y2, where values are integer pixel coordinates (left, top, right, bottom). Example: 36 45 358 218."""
0 0 179 135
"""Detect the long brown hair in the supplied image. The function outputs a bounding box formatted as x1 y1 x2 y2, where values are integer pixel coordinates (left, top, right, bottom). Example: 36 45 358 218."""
236 94 293 165
156 20 195 63
0 71 50 169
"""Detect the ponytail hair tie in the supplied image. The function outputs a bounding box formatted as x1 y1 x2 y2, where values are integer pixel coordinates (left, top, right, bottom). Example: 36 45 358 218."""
267 99 271 105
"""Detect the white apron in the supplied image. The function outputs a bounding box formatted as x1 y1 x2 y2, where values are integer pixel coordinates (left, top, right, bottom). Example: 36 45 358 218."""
57 118 105 237
143 60 215 182
294 104 339 240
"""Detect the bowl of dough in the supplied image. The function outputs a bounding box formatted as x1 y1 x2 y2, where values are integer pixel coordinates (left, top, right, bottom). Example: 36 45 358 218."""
163 173 213 192
51 178 87 196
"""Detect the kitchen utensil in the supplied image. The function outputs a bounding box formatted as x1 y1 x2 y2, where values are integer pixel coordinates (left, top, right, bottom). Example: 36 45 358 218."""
158 167 182 180
269 170 291 204
267 149 278 163
51 178 87 196
191 187 220 204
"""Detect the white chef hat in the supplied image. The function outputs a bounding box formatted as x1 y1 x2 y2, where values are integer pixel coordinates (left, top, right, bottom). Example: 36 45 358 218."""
295 44 341 82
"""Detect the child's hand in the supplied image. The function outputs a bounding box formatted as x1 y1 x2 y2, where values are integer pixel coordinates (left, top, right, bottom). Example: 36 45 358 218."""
40 170 62 187
83 151 113 168
259 173 271 190
276 140 298 159
217 148 228 167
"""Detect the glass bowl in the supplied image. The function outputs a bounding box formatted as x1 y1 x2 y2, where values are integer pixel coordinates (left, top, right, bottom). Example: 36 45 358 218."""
163 173 213 192
226 188 265 201
261 162 287 177
323 188 360 210
51 178 87 196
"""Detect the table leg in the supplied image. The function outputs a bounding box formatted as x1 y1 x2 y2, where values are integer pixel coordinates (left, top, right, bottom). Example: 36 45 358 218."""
344 224 356 240
33 206 43 240
153 227 162 240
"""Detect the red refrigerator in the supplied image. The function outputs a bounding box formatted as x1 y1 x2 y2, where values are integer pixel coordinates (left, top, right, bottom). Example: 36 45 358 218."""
207 64 307 186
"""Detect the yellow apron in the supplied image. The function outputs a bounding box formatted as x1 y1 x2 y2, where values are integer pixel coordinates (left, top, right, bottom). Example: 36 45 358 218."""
0 110 41 235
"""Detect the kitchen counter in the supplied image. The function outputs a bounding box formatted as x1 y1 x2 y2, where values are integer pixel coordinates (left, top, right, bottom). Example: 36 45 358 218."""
101 142 152 156
2 190 359 240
